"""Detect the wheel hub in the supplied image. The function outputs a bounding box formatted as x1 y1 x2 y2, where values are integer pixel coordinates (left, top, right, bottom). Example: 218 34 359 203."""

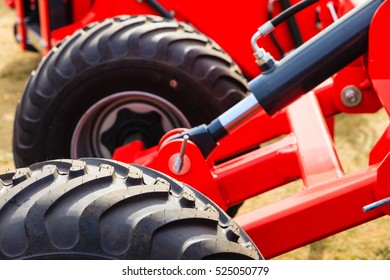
71 91 191 159
101 108 165 155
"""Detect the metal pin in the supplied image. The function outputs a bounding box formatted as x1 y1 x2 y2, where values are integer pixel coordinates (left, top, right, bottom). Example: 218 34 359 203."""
174 135 189 174
362 196 390 212
327 1 339 22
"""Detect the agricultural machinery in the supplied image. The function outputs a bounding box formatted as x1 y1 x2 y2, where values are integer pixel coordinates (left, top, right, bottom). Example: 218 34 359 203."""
0 0 389 259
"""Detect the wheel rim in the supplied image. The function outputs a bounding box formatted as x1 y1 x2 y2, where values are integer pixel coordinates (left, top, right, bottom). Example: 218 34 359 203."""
71 91 191 158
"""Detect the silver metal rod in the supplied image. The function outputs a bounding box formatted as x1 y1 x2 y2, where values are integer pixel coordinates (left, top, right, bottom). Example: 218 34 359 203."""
218 94 262 133
327 1 339 21
362 196 390 212
174 134 189 173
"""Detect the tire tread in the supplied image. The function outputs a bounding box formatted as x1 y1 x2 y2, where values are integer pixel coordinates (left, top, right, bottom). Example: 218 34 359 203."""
0 159 260 260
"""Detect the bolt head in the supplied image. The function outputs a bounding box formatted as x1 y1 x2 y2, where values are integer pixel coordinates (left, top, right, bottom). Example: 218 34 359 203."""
168 153 191 175
341 86 362 107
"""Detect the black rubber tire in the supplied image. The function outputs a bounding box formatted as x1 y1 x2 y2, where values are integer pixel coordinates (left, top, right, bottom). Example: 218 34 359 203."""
0 158 261 260
13 15 249 167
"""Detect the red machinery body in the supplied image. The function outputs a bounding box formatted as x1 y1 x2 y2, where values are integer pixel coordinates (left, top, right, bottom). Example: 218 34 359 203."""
8 0 390 258
11 0 339 78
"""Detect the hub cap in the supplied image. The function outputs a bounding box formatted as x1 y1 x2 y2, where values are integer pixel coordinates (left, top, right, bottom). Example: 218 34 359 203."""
71 92 191 158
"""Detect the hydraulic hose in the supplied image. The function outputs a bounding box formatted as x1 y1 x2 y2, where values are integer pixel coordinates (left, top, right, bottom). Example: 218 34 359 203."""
271 0 319 27
279 0 304 48
144 0 174 19
252 0 320 70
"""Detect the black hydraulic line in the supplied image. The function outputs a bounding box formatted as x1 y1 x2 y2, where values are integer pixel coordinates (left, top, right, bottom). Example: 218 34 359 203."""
268 1 286 58
144 0 174 19
250 0 383 115
279 0 304 48
271 0 319 27
254 0 320 62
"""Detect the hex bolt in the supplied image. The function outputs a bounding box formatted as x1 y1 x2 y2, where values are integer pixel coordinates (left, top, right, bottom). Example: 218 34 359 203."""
341 86 363 107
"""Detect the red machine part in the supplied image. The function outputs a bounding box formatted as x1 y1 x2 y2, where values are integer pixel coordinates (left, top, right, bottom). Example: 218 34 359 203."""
114 81 388 258
13 1 26 50
112 1 390 258
115 81 388 258
10 0 390 258
368 0 390 216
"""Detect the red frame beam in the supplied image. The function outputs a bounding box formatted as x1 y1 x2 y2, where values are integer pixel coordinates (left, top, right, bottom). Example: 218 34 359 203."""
286 92 344 186
38 0 51 53
235 164 384 258
214 134 299 206
13 0 27 50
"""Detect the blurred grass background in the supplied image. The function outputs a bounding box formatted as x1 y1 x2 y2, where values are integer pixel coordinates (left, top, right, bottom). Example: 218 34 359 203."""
0 1 40 171
0 1 389 259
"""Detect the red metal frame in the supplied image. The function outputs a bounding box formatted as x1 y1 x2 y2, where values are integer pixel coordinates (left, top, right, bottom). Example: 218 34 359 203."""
11 0 337 78
13 0 27 50
38 0 51 53
8 0 390 258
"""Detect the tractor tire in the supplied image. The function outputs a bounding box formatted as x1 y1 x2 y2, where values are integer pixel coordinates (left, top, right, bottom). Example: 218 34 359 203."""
0 158 261 260
13 15 249 167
